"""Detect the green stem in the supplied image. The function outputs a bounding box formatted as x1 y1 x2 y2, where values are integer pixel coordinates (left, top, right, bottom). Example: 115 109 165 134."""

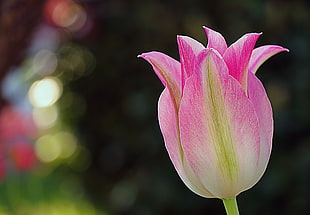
222 197 240 215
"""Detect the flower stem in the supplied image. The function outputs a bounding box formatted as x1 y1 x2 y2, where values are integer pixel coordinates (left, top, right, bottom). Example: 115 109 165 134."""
222 197 240 215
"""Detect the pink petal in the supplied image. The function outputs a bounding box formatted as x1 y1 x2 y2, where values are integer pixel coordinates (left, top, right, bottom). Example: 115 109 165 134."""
223 33 261 92
138 51 182 107
177 35 205 88
179 49 260 198
158 88 182 176
203 26 228 55
224 76 261 195
249 45 289 74
247 72 273 186
138 51 180 88
158 88 214 197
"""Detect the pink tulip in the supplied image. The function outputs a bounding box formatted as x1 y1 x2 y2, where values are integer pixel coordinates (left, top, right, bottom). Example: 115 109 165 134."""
139 27 288 199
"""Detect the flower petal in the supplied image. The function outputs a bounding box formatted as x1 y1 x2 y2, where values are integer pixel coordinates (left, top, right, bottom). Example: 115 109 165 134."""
203 26 228 55
223 33 261 92
177 35 205 88
179 49 260 198
158 88 183 178
138 51 182 107
247 72 273 186
224 76 261 196
158 88 214 198
249 45 289 74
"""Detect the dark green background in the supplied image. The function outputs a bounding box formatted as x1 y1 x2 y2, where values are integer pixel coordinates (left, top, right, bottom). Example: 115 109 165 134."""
75 1 307 214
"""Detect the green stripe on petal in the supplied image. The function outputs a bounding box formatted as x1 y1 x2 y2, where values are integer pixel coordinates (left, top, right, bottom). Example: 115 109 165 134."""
179 48 260 198
203 50 239 183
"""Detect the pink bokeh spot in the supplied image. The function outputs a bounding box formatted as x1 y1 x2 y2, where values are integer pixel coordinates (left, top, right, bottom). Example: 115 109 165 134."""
9 141 37 171
0 105 38 180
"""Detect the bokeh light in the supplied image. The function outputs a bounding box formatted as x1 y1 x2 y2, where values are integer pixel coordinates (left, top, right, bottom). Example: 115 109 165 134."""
54 131 77 159
32 49 58 76
32 105 58 129
45 0 88 32
57 44 96 81
28 77 62 108
35 134 62 163
35 132 77 163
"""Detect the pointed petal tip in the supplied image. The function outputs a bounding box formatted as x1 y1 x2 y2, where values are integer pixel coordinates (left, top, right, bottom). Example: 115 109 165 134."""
202 26 219 36
176 35 189 42
202 26 212 32
246 32 262 39
202 25 209 31
270 46 289 53
203 26 228 55
177 35 201 43
137 51 157 60
249 45 289 74
138 52 153 61
236 32 262 45
202 26 216 35
248 32 262 35
176 35 206 58
137 52 147 59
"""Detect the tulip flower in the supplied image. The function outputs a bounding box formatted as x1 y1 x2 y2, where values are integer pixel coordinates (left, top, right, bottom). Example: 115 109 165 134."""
139 27 288 215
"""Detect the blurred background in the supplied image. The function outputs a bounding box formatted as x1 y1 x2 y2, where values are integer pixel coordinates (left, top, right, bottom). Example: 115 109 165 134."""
0 0 308 214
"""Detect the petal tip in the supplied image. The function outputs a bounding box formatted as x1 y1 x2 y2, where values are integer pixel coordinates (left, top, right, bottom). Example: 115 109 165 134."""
202 25 208 31
138 53 148 60
137 51 156 60
202 26 214 35
202 25 212 32
247 32 262 38
274 46 290 53
176 35 188 42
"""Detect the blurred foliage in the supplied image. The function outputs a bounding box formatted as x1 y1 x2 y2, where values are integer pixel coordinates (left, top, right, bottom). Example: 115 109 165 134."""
0 0 309 215
0 171 104 215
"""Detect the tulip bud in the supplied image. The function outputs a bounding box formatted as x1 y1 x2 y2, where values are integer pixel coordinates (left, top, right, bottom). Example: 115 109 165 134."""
139 27 288 212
